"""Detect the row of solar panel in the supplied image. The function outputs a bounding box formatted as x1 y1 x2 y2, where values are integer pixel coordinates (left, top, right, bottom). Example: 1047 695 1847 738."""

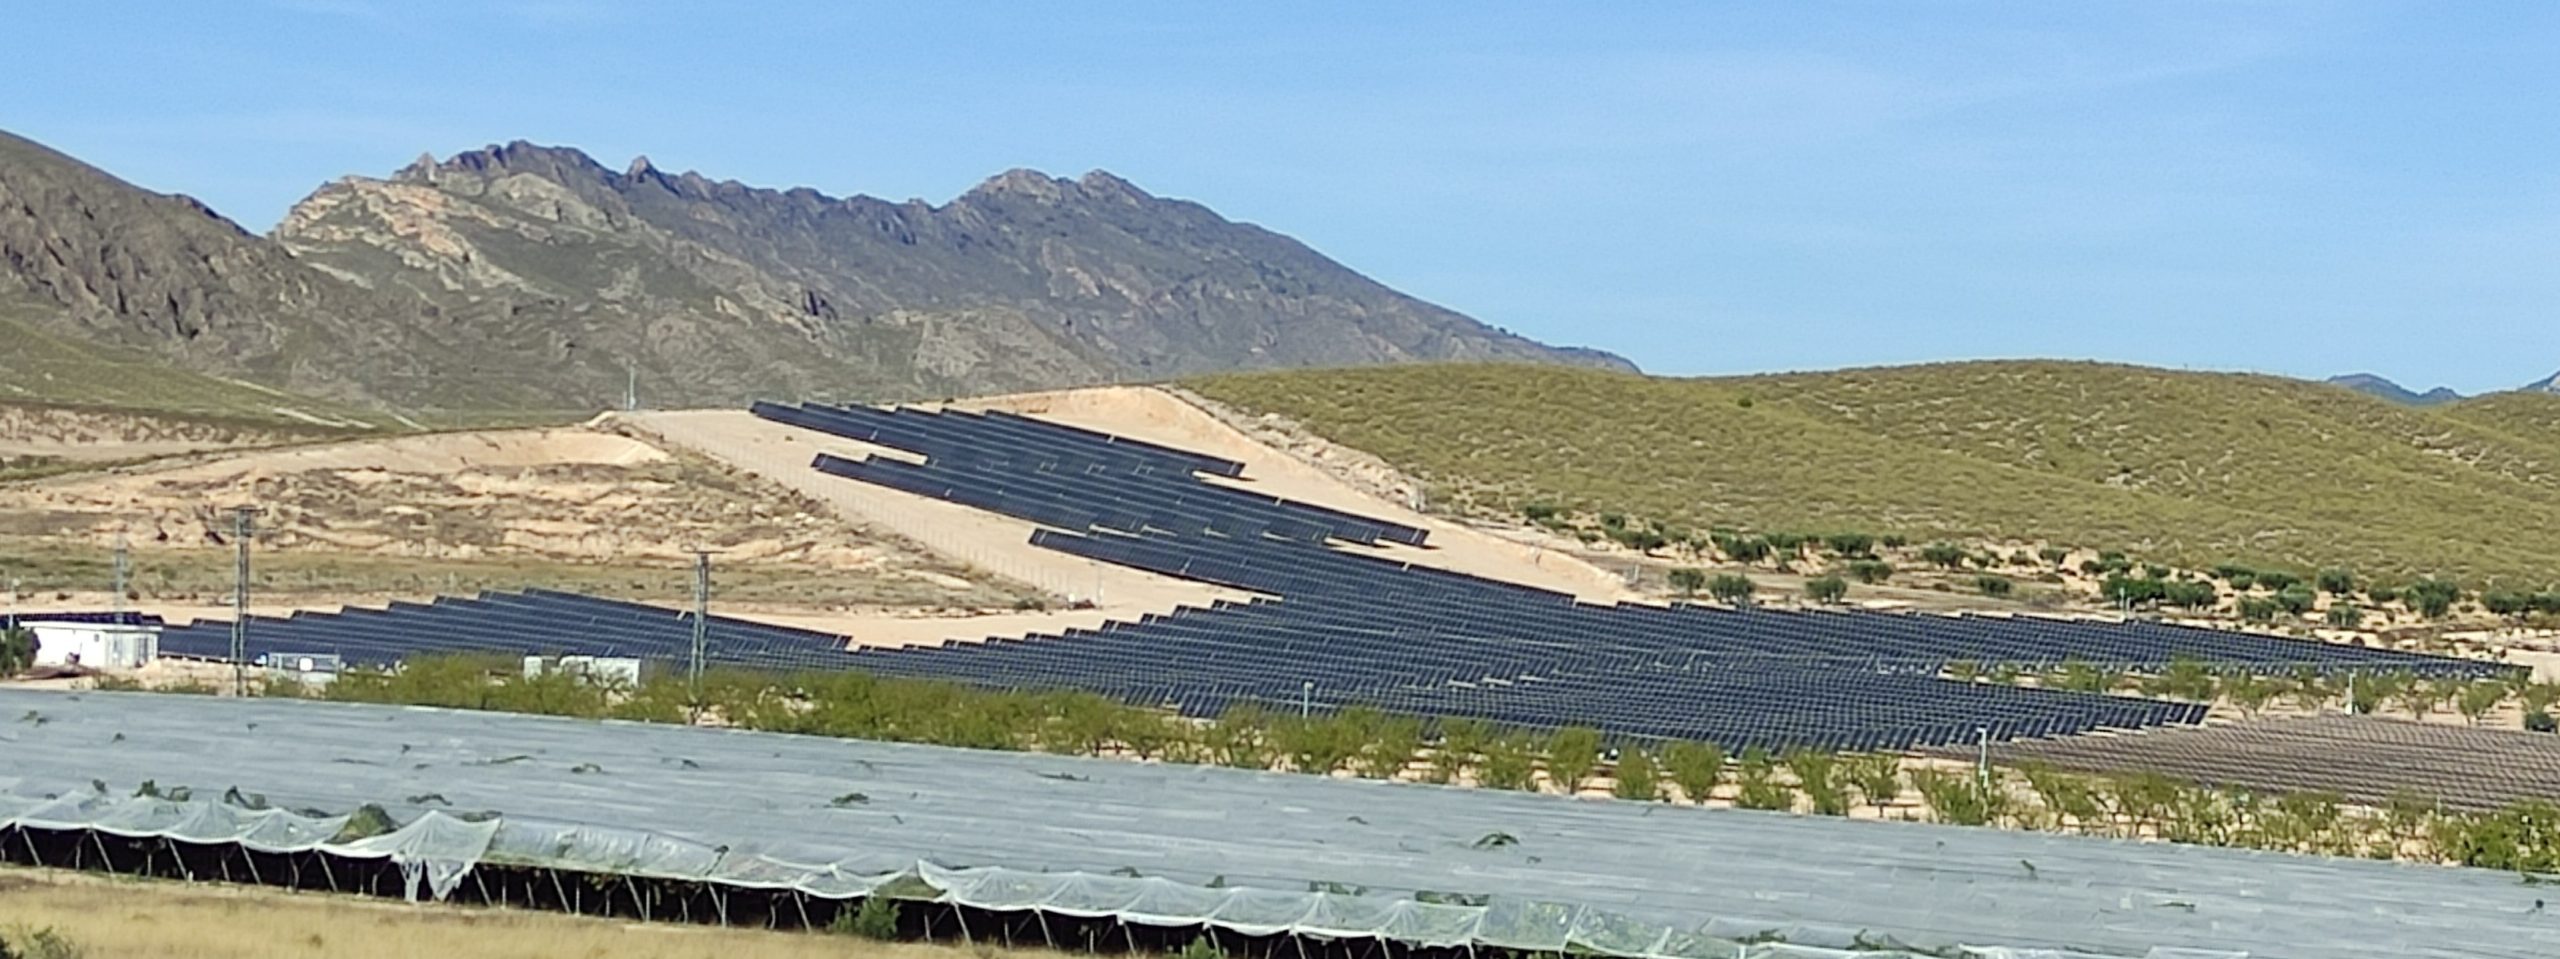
753 400 1430 546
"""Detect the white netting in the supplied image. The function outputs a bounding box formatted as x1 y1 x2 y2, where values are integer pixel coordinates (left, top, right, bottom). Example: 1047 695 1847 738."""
0 788 2234 959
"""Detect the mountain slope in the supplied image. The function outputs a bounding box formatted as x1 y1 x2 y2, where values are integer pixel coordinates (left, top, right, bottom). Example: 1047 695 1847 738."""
1189 362 2560 586
269 141 1627 408
2325 373 2460 406
0 130 452 407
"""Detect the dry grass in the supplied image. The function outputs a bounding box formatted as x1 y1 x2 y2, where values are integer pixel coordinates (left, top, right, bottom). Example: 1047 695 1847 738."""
1190 361 2560 588
0 868 1034 959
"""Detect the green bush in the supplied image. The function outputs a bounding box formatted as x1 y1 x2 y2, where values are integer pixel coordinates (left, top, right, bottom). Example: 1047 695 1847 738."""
1784 749 1849 815
1919 543 1968 569
1822 532 1876 556
1733 749 1793 811
1544 726 1603 792
832 897 901 940
1661 740 1725 803
2405 578 2462 619
2316 567 2357 595
1973 574 2013 597
2325 605 2363 628
1804 575 1849 604
1666 567 1706 597
1611 747 1662 801
0 627 37 675
1846 559 1895 584
1707 573 1756 605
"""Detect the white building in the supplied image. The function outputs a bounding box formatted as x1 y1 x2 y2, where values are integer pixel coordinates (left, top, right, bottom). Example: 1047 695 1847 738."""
27 621 160 671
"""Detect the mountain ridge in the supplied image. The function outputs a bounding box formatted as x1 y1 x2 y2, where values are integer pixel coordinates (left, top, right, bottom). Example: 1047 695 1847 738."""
2325 373 2462 406
0 130 1625 413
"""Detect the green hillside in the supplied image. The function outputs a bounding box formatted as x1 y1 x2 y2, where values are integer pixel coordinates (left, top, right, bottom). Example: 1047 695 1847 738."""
0 296 388 430
1189 362 2560 588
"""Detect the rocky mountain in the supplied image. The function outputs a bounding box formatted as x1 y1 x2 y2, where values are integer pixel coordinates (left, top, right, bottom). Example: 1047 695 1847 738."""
270 141 1626 409
2521 371 2560 394
0 131 1624 412
0 131 455 406
2325 373 2461 406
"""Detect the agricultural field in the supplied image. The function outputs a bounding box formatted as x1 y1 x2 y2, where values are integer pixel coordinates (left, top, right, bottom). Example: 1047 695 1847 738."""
1188 361 2560 590
0 867 1023 959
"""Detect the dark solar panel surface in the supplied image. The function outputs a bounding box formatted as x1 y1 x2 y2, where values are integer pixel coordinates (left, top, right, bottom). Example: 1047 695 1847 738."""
161 403 2511 753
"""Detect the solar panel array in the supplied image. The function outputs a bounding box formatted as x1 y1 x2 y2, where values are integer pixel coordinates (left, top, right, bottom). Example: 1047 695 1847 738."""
154 403 2510 753
156 589 860 673
757 401 2504 749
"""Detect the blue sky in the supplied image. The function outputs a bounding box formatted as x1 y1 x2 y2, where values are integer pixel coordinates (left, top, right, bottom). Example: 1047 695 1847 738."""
15 2 2560 392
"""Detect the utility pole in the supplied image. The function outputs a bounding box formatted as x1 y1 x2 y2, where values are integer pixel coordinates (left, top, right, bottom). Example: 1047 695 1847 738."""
112 533 129 625
1974 724 1991 795
688 548 713 717
230 507 257 696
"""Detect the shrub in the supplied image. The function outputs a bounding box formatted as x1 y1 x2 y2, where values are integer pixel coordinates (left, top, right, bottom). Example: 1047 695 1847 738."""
1879 534 1909 549
1707 573 1756 605
1732 749 1793 811
2037 546 2070 565
1822 532 1875 557
2254 570 2302 593
1611 747 1662 801
1846 559 1895 584
1520 502 1563 523
1784 749 1849 815
1478 735 1538 791
2237 597 2281 622
1661 740 1725 803
1544 726 1604 792
1919 543 1967 569
1973 574 2014 598
2405 578 2461 619
2365 584 2400 605
2273 584 2316 616
1846 753 1902 811
2316 567 2356 595
1176 939 1229 959
833 897 901 940
2163 580 2218 609
1804 575 1849 604
1666 567 1706 597
2485 591 2534 618
0 627 36 675
2325 605 2363 629
1765 531 1809 554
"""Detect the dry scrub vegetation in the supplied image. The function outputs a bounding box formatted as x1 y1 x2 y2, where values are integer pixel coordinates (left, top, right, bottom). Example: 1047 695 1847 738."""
1190 361 2560 589
0 867 1030 959
0 423 1036 609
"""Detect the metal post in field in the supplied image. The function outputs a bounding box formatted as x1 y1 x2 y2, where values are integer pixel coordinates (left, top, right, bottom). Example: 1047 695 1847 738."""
688 548 713 718
230 507 258 696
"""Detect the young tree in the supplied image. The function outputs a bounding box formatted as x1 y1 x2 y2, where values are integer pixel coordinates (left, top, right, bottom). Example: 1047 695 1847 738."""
1707 573 1756 605
1666 567 1707 598
1611 747 1663 801
1783 749 1849 815
2405 578 2462 619
1732 748 1793 811
1544 726 1604 793
1661 740 1726 804
1429 717 1492 784
2457 681 2507 726
1804 575 1849 604
1478 735 1539 791
1823 532 1876 557
0 626 35 675
2223 673 2278 718
1847 559 1895 584
1846 753 1903 814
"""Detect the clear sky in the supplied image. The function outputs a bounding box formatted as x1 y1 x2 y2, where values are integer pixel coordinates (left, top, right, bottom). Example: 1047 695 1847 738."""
15 2 2560 392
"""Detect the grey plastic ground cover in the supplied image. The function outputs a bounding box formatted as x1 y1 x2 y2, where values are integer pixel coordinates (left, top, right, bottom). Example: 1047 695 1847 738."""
0 690 2551 959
